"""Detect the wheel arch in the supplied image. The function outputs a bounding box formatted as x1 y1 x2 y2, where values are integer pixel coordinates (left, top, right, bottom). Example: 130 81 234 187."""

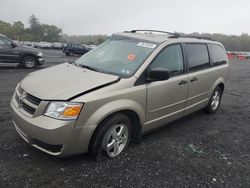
20 53 38 63
87 108 143 153
217 82 224 92
85 98 145 151
209 78 225 97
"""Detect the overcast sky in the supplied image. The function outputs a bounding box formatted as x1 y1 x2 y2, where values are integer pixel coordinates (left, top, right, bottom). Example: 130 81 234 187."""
0 0 249 35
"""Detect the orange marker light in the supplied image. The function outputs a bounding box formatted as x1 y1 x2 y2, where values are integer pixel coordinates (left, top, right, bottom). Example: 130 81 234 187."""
127 54 136 61
63 106 82 117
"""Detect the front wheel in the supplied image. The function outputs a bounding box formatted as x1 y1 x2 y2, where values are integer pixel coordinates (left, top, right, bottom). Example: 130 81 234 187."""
204 86 222 114
22 56 37 69
89 113 132 160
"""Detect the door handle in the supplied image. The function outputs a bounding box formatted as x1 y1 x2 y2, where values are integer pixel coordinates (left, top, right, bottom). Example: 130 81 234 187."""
179 80 188 85
190 77 198 82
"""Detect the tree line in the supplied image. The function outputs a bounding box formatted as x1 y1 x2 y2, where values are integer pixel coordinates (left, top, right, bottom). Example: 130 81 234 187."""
0 15 107 45
1 16 250 50
0 15 62 42
61 34 107 45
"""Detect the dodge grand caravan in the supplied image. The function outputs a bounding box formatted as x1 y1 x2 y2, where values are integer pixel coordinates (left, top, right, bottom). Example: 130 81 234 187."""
10 30 229 160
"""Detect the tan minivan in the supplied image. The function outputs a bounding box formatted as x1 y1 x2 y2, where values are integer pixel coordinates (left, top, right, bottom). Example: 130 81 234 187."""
10 30 229 160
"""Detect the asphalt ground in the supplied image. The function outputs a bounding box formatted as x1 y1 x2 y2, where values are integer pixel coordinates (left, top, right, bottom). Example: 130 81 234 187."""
0 51 250 187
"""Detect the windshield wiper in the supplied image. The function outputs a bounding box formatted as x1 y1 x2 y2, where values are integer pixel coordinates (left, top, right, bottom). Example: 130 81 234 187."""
78 64 107 74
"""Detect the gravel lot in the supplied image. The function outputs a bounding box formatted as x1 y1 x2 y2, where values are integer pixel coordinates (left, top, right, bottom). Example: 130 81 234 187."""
0 51 250 188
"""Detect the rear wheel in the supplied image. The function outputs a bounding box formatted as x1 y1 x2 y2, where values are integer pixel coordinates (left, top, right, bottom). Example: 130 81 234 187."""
204 86 222 114
22 56 37 69
89 113 132 160
69 51 74 56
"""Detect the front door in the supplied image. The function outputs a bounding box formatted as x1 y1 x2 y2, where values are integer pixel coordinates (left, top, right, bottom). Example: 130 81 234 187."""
145 44 189 130
0 36 19 63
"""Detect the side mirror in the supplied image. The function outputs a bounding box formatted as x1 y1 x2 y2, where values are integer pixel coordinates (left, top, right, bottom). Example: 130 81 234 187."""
146 67 170 82
11 41 17 48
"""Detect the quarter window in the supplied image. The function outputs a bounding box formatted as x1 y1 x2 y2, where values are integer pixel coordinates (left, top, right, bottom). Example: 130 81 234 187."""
186 43 210 71
210 44 227 66
151 44 184 76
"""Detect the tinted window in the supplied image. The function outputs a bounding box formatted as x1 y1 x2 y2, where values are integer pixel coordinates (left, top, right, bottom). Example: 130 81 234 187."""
151 44 184 76
0 36 11 46
78 45 84 50
186 43 210 71
210 44 227 66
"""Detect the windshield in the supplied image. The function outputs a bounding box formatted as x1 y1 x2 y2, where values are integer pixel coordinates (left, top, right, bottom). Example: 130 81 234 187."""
75 37 158 77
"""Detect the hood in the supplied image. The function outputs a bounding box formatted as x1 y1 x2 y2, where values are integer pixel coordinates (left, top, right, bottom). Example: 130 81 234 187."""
20 63 120 100
16 45 40 53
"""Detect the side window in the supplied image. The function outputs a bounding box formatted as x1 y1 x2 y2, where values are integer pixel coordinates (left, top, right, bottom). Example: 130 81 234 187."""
0 36 11 46
210 44 227 66
151 44 184 76
0 37 4 46
78 45 84 50
186 43 210 71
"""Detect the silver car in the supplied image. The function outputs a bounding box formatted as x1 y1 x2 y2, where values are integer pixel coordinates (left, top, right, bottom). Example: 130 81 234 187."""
10 30 229 160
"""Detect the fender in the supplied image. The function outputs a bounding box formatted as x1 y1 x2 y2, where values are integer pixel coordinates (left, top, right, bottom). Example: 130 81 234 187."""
208 77 225 97
84 99 145 128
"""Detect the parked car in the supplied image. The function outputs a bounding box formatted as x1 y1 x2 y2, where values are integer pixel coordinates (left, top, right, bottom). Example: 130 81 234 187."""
53 42 63 50
38 42 52 49
0 34 44 68
22 41 32 47
89 44 97 50
32 42 39 48
10 30 229 160
63 43 89 56
242 52 250 59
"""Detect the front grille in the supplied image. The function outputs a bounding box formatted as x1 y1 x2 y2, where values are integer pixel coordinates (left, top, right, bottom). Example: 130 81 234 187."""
26 93 41 106
18 86 41 106
22 103 36 114
18 86 24 94
15 86 41 115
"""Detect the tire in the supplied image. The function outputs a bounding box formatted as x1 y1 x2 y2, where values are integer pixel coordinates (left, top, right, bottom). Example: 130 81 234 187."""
69 51 74 56
17 64 23 68
204 86 223 114
89 113 132 161
22 56 37 69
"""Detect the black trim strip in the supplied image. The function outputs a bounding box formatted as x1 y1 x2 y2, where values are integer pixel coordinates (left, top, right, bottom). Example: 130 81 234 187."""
67 78 121 101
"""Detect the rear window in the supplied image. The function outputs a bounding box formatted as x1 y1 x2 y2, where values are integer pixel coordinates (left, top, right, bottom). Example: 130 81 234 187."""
186 43 210 71
209 44 227 66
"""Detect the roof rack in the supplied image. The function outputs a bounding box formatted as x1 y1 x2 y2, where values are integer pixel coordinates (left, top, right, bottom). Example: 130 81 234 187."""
169 34 213 40
126 30 213 41
129 29 179 37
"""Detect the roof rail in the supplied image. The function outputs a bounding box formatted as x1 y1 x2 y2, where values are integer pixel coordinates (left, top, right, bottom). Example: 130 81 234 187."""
129 29 179 36
169 34 213 40
126 30 213 41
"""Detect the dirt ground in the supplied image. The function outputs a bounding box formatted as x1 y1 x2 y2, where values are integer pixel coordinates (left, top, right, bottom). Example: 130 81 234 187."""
0 56 250 187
